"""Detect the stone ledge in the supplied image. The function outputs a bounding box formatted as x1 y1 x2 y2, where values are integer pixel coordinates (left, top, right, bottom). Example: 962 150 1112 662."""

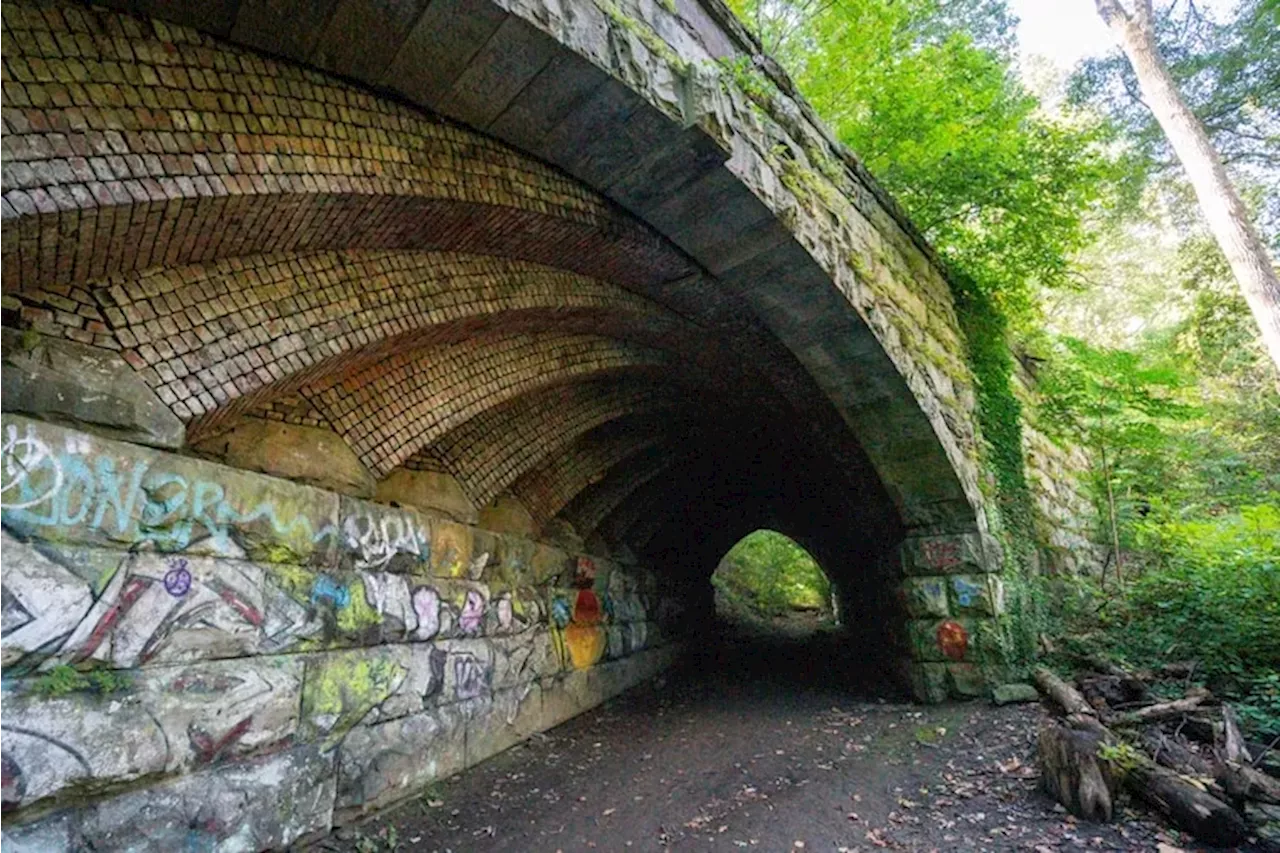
2 328 183 450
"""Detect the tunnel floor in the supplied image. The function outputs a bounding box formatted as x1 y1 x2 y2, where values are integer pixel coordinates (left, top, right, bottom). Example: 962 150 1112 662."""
312 631 1196 853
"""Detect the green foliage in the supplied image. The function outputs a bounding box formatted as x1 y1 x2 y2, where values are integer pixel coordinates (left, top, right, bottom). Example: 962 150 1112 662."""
1062 506 1280 736
980 566 1051 681
31 664 133 698
729 0 1133 323
712 530 832 619
1098 740 1144 773
1039 337 1198 534
952 274 1033 542
1128 507 1280 677
1037 297 1279 736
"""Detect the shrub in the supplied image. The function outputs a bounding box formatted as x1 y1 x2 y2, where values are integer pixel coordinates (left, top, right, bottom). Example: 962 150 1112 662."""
1079 503 1280 736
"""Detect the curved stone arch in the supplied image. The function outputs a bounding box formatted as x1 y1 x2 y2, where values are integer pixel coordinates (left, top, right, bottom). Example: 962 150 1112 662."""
1 0 992 540
402 378 687 508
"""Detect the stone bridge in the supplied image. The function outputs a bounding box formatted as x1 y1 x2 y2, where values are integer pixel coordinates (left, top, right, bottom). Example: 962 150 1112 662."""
0 0 1061 847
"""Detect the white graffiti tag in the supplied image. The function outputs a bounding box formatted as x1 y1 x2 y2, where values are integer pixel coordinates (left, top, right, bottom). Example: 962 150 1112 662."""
1 424 63 510
341 511 429 570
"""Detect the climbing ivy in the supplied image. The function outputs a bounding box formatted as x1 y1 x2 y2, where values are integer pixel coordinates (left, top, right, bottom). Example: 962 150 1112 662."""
950 269 1043 679
950 273 1034 548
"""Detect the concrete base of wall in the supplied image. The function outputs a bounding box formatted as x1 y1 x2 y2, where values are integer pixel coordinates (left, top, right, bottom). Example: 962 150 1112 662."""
2 647 680 852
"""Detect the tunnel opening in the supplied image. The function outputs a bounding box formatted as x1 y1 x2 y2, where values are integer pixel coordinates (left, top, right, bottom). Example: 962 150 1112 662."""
710 530 838 640
633 442 913 701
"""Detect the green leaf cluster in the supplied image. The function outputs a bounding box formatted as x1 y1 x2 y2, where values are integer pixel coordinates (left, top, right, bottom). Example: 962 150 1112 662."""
729 0 1133 323
711 530 832 619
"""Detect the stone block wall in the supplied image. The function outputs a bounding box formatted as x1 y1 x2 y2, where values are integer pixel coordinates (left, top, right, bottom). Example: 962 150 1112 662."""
0 414 680 851
897 531 1006 702
1014 367 1106 576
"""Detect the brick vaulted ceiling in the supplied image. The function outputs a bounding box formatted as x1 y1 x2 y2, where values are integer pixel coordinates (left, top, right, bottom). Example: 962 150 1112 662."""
0 2 924 577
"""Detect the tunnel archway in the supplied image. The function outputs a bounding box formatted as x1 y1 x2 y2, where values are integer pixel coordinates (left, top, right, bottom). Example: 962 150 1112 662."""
710 530 837 639
0 2 1024 845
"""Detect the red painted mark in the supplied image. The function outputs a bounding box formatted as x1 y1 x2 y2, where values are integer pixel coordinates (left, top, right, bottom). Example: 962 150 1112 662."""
574 589 602 625
189 715 254 764
218 588 264 627
936 620 968 661
74 577 150 661
922 539 961 569
574 556 596 588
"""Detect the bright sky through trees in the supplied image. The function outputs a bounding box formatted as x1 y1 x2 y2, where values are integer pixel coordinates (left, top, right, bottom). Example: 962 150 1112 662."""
1010 0 1237 69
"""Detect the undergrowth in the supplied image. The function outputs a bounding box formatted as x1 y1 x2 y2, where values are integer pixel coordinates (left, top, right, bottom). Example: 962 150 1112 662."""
1035 503 1280 738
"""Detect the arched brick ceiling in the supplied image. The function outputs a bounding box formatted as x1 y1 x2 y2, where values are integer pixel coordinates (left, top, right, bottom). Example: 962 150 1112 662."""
35 247 746 435
558 444 683 540
0 3 689 293
292 331 675 476
0 2 932 544
509 418 683 528
401 379 681 508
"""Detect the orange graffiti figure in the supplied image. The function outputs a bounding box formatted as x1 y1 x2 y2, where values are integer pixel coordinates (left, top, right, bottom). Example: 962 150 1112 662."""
936 620 968 661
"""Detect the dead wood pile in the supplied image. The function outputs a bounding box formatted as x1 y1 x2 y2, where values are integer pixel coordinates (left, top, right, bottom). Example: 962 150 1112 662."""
1032 663 1280 848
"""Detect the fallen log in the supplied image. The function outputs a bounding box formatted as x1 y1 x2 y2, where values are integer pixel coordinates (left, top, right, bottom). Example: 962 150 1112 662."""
1037 720 1116 821
1112 689 1210 727
1144 728 1280 804
1143 729 1217 777
1042 710 1250 846
1177 715 1280 778
1035 667 1095 717
1079 674 1150 711
1158 661 1198 680
1217 759 1280 805
1223 705 1252 763
1126 759 1250 847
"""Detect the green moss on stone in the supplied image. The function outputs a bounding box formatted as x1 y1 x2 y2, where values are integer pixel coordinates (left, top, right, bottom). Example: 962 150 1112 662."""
596 0 689 75
31 664 133 698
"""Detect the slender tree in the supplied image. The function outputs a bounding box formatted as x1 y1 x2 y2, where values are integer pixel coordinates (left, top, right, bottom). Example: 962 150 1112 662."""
1093 0 1280 370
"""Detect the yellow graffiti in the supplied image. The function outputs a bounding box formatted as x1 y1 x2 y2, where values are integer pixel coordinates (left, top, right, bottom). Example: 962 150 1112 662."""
302 652 405 748
563 623 606 669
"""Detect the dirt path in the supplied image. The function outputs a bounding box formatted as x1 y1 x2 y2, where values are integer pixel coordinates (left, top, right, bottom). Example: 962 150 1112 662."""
312 638 1261 852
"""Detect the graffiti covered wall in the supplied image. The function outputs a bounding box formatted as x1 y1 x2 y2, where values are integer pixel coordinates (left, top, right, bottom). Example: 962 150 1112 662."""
0 415 680 851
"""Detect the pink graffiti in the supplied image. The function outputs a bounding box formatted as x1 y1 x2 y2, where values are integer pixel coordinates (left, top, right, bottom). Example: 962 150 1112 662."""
921 539 961 569
413 587 440 640
459 590 484 635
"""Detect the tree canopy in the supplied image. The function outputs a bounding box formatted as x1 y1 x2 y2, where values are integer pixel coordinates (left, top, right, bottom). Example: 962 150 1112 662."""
728 0 1134 320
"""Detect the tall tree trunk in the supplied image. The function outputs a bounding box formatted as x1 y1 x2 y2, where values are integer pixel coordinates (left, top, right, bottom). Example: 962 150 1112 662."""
1095 0 1280 371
